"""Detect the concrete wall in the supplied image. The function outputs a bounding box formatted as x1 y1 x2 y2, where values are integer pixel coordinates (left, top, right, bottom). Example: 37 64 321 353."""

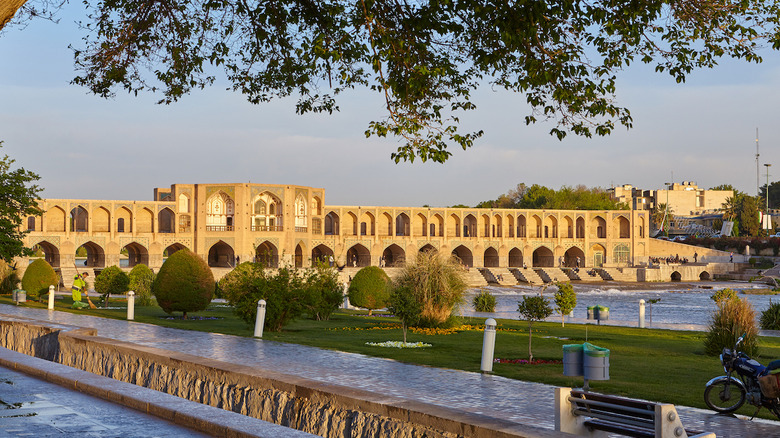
0 318 563 438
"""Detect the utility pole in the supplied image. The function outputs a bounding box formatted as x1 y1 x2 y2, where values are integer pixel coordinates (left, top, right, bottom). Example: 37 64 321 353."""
765 163 772 234
756 128 760 197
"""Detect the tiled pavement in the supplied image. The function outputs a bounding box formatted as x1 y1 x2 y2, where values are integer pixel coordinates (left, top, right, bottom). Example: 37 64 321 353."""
1 304 779 437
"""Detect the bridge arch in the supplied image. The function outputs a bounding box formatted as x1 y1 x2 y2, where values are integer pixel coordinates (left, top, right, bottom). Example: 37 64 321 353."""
295 242 306 268
383 244 405 267
532 246 554 267
671 271 682 282
419 243 437 254
508 248 523 267
122 242 149 268
255 241 279 268
163 243 188 259
484 247 499 267
699 271 711 281
208 240 234 268
347 244 371 267
564 247 585 268
312 244 334 265
452 245 473 268
324 212 340 235
77 241 105 268
158 208 175 233
70 206 88 232
33 240 60 267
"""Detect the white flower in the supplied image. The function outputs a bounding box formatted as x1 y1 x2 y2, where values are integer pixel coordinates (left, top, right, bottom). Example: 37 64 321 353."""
365 341 432 348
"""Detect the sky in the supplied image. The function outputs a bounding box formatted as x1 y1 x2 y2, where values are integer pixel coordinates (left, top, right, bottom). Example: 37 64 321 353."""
2 4 780 208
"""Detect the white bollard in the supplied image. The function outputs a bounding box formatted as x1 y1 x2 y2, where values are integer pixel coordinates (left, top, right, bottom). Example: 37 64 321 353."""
254 299 267 338
48 285 55 310
127 291 135 321
481 318 497 373
638 299 645 329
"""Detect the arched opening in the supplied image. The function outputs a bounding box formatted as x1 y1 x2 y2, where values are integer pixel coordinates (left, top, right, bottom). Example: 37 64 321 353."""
294 195 308 231
295 243 304 268
346 212 358 236
178 214 191 233
545 215 558 238
137 208 154 233
76 241 105 268
380 212 393 236
564 216 573 238
255 242 279 268
33 241 60 267
382 244 405 267
414 213 428 236
178 193 190 213
324 212 340 235
347 244 371 267
564 247 585 268
93 207 110 232
46 206 66 232
480 214 490 237
447 214 461 237
484 247 499 267
452 245 473 268
591 244 606 267
360 212 375 236
122 242 149 268
158 208 175 233
70 206 88 232
532 246 554 267
207 191 235 231
208 241 235 267
591 216 607 239
312 244 334 265
613 243 630 265
116 207 132 233
508 248 523 267
615 216 631 238
517 215 527 238
419 244 437 254
163 243 187 261
311 196 322 216
576 217 585 238
671 271 682 282
252 192 282 231
464 214 477 238
531 215 542 238
432 214 444 237
493 214 503 238
395 213 410 236
699 271 711 281
27 216 36 231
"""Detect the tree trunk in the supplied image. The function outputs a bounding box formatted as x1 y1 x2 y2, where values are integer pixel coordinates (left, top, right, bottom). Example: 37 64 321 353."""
528 321 534 362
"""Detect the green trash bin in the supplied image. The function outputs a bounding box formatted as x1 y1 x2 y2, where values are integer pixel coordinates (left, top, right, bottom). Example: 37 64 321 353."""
562 344 584 377
583 342 610 380
587 305 596 320
595 305 609 320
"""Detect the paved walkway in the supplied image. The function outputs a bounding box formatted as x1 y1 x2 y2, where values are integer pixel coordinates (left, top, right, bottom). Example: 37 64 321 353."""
1 304 779 437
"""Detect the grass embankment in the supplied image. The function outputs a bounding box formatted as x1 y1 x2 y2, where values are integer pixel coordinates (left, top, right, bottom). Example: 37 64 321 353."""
4 294 780 420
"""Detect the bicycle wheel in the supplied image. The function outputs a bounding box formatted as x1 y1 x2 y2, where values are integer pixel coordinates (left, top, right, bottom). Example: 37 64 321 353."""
704 380 746 413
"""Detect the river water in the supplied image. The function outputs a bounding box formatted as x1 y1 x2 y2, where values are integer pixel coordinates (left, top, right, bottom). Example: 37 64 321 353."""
461 281 779 327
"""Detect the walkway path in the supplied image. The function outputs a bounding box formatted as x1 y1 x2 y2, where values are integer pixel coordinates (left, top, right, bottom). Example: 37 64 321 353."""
1 304 779 437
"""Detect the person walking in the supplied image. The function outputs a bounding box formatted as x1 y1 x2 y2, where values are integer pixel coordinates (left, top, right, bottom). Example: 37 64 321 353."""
71 272 90 309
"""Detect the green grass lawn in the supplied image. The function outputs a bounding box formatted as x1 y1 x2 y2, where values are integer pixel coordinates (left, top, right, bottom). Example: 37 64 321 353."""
5 294 780 420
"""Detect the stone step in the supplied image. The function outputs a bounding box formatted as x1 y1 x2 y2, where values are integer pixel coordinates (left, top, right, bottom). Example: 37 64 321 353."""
509 267 543 284
479 268 517 285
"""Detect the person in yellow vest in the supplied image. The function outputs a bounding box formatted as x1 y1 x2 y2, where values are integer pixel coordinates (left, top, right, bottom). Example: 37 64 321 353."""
72 272 90 309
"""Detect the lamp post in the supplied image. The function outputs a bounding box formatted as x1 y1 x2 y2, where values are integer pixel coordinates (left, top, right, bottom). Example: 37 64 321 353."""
664 182 672 237
765 163 772 234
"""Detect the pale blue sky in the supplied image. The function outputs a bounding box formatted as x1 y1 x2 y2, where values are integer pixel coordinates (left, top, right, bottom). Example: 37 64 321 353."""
2 4 779 207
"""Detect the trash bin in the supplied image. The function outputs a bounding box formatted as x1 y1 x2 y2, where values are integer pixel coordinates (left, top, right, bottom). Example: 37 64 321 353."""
16 290 27 303
587 305 596 320
595 305 610 320
563 344 584 377
583 342 610 380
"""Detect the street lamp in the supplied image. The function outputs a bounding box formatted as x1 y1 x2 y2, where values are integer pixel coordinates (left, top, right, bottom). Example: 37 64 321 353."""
765 163 772 234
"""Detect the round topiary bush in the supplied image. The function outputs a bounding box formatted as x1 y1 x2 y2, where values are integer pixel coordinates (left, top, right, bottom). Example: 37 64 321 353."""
152 249 214 318
94 265 130 307
348 266 390 315
21 259 59 301
128 264 156 306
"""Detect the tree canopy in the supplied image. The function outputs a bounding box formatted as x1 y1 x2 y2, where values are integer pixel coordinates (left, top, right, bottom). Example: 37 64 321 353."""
476 183 627 210
0 143 42 263
11 0 779 163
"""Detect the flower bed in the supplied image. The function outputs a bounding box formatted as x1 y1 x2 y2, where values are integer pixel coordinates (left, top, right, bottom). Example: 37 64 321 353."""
494 358 562 365
365 341 432 348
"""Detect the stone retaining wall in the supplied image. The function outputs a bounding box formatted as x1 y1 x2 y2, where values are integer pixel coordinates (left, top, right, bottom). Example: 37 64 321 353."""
0 318 562 438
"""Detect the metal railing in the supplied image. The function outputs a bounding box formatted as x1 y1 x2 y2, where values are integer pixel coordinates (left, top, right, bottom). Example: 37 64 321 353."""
251 225 283 232
206 225 234 231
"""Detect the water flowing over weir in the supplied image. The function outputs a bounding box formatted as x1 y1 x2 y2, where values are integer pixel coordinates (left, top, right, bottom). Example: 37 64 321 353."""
462 281 777 327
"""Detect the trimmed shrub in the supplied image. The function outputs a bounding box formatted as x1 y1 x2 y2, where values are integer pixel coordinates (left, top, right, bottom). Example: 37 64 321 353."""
392 251 467 327
517 293 553 362
128 264 155 306
472 289 496 312
388 284 422 343
760 299 780 330
94 266 129 307
152 250 214 319
705 297 759 356
21 259 58 300
219 262 263 304
348 266 391 315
